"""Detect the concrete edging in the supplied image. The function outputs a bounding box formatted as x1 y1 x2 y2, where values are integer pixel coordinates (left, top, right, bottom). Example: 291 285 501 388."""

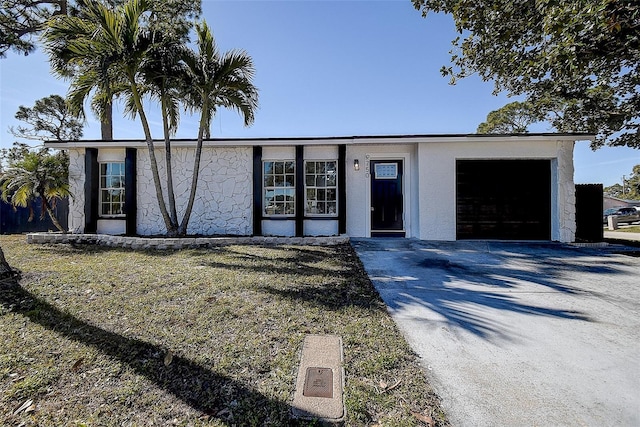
26 233 350 250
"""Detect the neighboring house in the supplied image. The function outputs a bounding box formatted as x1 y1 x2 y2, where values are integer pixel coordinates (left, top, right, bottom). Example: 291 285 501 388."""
603 195 640 211
45 133 590 242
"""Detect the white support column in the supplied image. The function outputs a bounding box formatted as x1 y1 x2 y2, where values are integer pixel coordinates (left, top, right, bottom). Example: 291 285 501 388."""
67 149 86 233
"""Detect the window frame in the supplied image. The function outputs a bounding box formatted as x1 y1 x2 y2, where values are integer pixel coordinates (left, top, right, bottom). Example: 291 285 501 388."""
99 161 126 218
304 159 338 217
263 160 296 217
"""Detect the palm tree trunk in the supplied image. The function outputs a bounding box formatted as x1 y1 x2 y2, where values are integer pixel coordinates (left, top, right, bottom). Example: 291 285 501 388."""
178 103 208 236
130 82 177 235
161 95 178 225
42 197 65 232
0 244 18 281
101 99 113 140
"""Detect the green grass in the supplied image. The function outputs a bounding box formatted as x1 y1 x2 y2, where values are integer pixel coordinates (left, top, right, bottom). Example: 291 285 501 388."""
0 235 447 426
611 225 640 233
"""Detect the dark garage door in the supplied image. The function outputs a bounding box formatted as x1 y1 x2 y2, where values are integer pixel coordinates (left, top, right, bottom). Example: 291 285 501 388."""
456 160 551 240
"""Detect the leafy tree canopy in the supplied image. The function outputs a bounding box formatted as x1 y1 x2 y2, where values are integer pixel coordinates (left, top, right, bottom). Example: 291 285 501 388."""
42 0 257 236
477 101 545 133
10 94 83 141
604 183 624 198
0 94 79 230
0 0 200 58
604 164 640 200
0 0 67 57
412 0 640 149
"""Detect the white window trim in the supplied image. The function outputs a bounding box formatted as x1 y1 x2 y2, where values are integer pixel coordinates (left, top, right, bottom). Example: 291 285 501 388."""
263 160 296 217
99 162 126 218
304 159 338 217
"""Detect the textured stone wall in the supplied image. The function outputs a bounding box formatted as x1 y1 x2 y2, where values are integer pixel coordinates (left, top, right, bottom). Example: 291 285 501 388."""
67 149 86 233
556 141 577 242
136 146 253 236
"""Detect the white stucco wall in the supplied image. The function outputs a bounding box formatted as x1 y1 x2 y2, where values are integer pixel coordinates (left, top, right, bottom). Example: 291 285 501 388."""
136 146 253 236
62 136 578 241
67 149 86 233
416 139 576 242
345 144 417 238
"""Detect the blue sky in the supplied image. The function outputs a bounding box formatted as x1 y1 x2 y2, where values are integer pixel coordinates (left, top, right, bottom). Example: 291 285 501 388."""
1 0 639 186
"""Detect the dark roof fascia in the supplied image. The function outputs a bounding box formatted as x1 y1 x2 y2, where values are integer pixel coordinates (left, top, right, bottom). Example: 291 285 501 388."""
44 132 595 147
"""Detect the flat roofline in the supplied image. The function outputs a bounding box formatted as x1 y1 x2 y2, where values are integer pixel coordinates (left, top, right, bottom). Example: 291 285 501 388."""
44 132 595 148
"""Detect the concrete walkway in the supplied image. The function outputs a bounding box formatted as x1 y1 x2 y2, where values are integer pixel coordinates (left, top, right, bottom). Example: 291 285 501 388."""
352 239 640 427
604 230 640 242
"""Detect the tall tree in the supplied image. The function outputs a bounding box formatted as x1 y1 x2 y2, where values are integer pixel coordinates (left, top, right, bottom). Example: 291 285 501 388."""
412 1 640 149
44 0 178 234
0 95 80 231
139 34 185 226
604 183 624 198
178 21 258 235
2 0 200 141
9 94 83 141
44 0 258 237
1 0 200 58
604 165 640 200
477 101 544 134
0 0 67 57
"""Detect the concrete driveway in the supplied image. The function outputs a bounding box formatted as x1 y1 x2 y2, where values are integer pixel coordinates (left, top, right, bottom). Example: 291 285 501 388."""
352 239 640 426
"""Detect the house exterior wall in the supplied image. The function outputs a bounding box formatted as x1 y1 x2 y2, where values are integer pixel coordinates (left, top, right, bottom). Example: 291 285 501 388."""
136 146 253 236
555 142 577 242
345 144 417 238
67 148 86 233
58 135 582 242
416 139 576 242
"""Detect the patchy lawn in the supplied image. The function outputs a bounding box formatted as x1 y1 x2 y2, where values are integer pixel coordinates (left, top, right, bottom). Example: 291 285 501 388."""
0 235 447 426
613 225 640 233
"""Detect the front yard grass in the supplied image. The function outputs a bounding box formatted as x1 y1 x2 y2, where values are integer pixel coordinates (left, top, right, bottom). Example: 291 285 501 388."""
0 235 447 426
612 225 640 233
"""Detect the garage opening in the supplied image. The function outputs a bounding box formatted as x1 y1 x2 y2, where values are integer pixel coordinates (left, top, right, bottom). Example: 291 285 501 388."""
456 160 551 240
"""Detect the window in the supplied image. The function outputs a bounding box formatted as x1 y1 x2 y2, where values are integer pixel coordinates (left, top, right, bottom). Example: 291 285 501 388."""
263 160 295 216
305 160 337 216
100 162 125 217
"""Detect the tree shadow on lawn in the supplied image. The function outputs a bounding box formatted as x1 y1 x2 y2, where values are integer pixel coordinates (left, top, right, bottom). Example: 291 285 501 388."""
194 244 354 279
0 278 298 425
350 240 624 341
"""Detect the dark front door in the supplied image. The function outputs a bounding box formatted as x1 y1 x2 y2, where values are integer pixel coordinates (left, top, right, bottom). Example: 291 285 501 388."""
371 160 404 236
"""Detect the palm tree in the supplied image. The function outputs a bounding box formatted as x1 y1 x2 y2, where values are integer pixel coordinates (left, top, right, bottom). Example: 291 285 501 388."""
43 0 179 235
139 35 186 227
0 149 70 232
44 3 258 237
178 21 258 235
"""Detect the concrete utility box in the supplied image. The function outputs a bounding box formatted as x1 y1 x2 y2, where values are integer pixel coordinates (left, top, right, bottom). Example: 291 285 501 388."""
291 335 344 422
